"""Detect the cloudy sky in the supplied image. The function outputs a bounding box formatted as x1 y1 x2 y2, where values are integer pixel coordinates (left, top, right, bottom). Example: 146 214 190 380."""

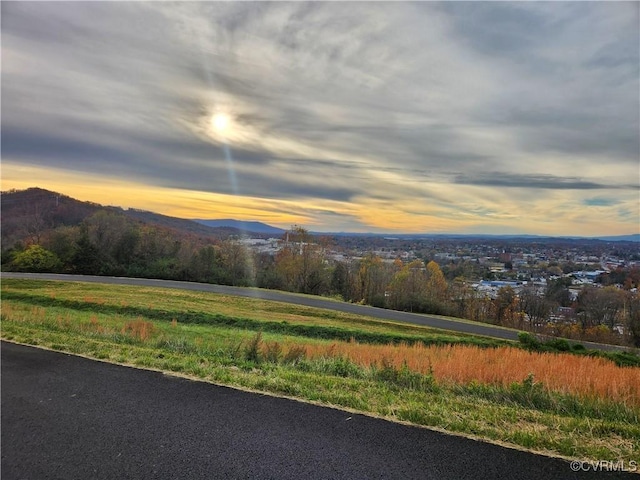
2 2 638 235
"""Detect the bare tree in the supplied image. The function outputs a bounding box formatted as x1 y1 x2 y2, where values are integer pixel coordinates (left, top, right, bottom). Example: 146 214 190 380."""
519 286 551 331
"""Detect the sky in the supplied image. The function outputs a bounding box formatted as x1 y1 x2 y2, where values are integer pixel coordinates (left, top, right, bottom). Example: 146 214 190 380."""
2 2 639 236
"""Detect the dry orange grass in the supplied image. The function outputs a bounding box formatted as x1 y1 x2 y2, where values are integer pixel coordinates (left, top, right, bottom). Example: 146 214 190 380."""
82 296 106 305
121 318 155 341
78 315 111 335
1 303 46 323
301 341 640 407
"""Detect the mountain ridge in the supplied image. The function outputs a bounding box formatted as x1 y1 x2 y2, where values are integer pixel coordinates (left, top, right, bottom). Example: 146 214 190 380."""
193 219 286 235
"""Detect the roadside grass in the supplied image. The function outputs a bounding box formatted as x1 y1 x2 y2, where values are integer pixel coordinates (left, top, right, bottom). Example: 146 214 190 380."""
1 280 508 348
300 341 640 410
2 279 639 464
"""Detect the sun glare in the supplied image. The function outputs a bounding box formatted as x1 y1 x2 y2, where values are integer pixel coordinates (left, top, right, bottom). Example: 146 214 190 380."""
211 113 230 132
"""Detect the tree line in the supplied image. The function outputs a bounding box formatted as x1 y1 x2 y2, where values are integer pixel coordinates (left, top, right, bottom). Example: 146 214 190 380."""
3 210 639 347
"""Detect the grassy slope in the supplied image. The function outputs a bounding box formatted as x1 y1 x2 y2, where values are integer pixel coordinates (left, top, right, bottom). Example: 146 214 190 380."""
1 279 638 464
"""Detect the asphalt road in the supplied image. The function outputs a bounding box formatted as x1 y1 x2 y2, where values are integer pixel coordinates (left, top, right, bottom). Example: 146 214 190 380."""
2 341 631 480
1 272 628 352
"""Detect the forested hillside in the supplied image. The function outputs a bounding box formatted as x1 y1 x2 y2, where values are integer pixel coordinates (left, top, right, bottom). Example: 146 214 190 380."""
1 188 241 248
1 188 249 283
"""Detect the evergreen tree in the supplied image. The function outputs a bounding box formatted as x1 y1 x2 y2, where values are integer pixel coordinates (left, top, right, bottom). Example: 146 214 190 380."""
72 229 102 274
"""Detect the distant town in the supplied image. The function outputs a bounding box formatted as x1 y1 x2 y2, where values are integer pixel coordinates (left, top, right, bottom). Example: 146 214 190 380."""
239 231 639 298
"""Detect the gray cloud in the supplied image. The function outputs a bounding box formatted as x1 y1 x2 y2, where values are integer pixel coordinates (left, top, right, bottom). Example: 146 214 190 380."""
435 3 556 60
453 173 638 190
435 3 639 164
2 2 638 233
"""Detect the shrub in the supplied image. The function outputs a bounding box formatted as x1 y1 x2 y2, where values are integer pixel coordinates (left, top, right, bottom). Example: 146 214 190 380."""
373 359 436 391
10 245 62 273
263 341 282 363
518 332 541 350
605 351 640 368
326 357 364 378
545 338 571 352
244 332 263 363
369 294 386 308
283 345 307 364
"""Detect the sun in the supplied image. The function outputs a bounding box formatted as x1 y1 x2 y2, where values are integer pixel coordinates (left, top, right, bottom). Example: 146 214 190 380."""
211 113 230 133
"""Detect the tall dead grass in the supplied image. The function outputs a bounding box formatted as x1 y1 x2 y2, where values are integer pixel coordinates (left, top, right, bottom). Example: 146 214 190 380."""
1 303 46 323
301 341 640 407
121 318 155 341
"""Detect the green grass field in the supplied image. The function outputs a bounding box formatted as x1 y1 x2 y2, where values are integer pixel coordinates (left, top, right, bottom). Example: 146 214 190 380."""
2 278 639 465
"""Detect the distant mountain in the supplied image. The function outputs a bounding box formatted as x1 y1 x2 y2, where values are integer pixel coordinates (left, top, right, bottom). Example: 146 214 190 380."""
194 219 286 235
593 234 640 242
125 210 243 238
316 232 640 242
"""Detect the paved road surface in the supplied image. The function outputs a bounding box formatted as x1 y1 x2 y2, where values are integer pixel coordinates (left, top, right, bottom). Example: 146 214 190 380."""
1 272 628 352
2 342 629 480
